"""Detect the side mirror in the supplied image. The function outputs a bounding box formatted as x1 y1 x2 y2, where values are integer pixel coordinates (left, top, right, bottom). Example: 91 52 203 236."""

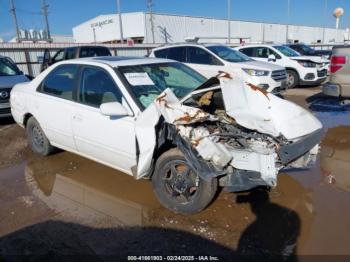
100 102 130 117
268 54 276 62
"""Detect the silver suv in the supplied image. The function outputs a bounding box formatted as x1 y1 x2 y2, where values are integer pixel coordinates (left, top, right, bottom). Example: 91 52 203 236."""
0 56 29 117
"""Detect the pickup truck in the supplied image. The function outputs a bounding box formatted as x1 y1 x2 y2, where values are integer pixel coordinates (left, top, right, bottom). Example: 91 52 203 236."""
40 45 112 72
323 46 350 97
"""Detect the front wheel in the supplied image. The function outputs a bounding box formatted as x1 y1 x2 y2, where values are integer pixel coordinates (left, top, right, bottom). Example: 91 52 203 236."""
152 148 217 214
286 70 299 89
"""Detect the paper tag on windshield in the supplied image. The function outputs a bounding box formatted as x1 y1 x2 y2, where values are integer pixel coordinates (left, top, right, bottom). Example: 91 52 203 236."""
124 72 154 86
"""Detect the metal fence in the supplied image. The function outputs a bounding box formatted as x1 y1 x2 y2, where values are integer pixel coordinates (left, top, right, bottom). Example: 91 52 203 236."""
0 43 158 77
0 42 343 77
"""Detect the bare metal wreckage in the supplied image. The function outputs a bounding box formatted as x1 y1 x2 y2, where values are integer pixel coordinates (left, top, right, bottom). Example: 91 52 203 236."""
135 73 323 192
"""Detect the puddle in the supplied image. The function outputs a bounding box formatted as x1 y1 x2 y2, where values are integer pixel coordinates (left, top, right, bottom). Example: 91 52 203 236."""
16 139 349 255
1 98 350 256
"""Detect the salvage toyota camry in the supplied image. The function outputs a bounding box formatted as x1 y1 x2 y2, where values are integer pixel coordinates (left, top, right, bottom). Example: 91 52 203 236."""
10 56 323 214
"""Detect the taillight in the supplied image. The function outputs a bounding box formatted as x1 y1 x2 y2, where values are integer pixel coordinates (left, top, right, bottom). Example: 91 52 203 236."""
330 55 347 73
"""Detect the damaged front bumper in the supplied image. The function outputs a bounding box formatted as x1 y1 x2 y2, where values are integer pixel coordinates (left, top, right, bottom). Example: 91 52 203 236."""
135 74 323 193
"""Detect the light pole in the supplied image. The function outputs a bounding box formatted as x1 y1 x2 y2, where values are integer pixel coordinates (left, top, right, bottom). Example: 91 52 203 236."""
286 0 290 43
117 0 124 44
322 0 328 43
227 0 231 44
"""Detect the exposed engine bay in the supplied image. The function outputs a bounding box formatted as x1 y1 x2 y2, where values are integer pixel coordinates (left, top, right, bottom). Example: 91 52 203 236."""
135 74 323 192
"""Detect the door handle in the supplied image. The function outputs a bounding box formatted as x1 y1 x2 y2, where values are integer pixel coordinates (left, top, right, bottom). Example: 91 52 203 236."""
73 114 83 122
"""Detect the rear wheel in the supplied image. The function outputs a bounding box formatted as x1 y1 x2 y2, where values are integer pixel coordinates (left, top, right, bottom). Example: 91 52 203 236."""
286 70 299 89
152 148 217 214
26 117 55 156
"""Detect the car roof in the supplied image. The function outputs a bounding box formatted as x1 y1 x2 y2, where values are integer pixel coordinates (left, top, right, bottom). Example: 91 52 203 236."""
152 42 227 51
237 44 284 48
65 56 176 67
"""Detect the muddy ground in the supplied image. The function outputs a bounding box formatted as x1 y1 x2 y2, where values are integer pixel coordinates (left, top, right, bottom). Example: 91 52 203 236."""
1 86 350 261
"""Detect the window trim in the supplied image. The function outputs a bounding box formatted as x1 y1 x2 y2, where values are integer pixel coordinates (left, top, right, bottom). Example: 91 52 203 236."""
37 64 80 102
76 64 132 113
165 46 187 63
186 46 224 66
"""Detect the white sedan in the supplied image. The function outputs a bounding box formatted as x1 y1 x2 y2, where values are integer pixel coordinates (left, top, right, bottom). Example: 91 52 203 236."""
10 56 323 214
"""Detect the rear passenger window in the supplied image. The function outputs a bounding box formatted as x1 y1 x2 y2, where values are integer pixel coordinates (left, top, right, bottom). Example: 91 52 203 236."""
154 49 169 58
40 64 78 100
78 67 123 108
65 48 76 60
254 47 270 58
239 48 254 57
79 47 111 58
167 47 186 62
187 47 222 65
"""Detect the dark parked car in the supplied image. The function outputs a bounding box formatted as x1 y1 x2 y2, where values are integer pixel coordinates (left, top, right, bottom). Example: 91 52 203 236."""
0 55 29 117
287 44 332 59
40 45 112 72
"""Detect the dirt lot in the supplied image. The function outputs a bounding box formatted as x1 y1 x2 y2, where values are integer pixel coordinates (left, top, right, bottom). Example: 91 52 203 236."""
1 86 350 261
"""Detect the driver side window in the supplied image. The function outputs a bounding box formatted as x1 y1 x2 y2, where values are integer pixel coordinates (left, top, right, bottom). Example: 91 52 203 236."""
78 67 123 108
52 50 65 63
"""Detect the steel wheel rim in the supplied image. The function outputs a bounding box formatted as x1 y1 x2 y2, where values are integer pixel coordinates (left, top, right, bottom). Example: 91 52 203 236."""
32 126 44 149
162 160 200 204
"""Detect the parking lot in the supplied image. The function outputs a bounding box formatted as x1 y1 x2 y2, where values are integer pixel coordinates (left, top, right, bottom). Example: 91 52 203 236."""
0 85 349 260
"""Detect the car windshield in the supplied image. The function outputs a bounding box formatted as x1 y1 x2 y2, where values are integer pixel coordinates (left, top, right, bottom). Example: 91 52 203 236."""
118 62 207 108
274 45 300 57
0 57 22 76
207 45 252 62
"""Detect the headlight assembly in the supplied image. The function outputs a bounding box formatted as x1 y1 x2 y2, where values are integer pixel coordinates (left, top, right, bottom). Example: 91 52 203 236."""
242 68 270 76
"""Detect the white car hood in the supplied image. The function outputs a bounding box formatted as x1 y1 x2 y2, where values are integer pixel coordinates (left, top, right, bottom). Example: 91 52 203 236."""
219 77 322 140
291 56 329 64
239 60 285 71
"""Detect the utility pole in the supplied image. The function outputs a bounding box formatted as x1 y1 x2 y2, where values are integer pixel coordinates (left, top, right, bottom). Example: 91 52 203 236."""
117 0 124 43
42 0 52 42
286 0 290 43
9 0 21 42
227 0 231 44
322 0 328 43
147 0 155 43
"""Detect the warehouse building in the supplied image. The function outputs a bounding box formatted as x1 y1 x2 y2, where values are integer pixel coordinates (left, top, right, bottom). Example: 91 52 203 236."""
73 12 347 44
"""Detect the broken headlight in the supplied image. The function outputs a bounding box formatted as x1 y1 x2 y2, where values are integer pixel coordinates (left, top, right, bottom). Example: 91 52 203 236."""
242 68 270 76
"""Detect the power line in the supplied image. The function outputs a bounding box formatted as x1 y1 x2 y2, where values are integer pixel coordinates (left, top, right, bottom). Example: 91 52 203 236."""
42 0 52 41
9 0 21 42
147 0 155 43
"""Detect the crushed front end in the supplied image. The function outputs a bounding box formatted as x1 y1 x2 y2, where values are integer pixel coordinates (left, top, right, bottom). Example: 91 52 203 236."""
136 74 323 192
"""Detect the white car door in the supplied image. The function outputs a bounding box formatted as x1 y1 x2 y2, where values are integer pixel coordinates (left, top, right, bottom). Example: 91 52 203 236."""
185 47 225 78
71 65 136 174
32 64 79 150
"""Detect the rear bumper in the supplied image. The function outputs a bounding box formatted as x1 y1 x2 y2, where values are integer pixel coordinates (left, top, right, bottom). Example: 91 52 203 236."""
323 82 341 97
323 82 350 97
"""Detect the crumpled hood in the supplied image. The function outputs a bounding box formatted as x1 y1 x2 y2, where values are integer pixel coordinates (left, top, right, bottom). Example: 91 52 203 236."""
219 77 323 140
135 75 323 178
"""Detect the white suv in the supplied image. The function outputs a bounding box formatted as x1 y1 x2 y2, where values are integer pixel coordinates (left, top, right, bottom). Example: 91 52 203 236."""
150 44 287 94
235 44 329 89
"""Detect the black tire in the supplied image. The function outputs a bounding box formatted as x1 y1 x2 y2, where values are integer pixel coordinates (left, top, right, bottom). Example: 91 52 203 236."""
152 148 217 214
26 117 55 156
286 70 299 89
